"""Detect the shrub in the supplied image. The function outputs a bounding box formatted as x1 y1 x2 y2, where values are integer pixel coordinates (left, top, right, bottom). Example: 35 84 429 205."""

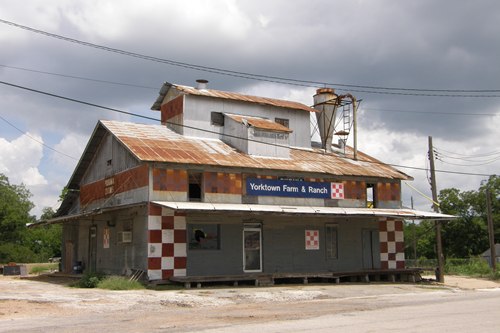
97 276 145 290
73 272 105 288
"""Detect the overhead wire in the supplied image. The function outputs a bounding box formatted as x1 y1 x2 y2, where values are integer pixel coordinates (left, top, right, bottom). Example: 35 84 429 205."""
0 114 78 160
0 79 495 178
0 64 158 90
2 18 500 98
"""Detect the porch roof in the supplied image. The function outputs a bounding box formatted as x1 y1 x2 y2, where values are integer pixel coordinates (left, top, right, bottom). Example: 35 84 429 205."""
152 201 455 220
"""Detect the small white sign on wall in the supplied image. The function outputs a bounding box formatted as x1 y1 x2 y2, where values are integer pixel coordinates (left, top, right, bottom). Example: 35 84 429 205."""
305 230 319 250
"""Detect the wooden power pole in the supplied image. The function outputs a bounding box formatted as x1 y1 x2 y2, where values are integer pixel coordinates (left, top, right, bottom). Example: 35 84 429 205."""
486 188 496 270
428 136 445 283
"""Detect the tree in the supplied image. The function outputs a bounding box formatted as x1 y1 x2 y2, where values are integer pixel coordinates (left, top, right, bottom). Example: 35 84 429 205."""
405 175 499 259
0 173 61 263
0 174 34 243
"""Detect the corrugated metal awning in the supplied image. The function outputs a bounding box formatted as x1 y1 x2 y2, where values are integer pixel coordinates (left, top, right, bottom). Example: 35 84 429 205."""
152 201 455 220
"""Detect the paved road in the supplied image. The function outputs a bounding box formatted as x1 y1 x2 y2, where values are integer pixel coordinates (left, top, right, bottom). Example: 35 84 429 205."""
1 276 500 332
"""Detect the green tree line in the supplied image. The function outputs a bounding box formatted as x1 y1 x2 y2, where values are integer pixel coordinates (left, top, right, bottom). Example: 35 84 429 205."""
405 175 499 259
0 173 61 263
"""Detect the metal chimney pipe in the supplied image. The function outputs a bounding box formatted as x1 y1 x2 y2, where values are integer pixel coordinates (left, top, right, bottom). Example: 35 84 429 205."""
196 79 208 89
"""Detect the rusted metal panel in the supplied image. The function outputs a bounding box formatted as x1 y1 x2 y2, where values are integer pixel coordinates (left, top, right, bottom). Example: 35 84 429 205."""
225 114 292 133
101 121 411 180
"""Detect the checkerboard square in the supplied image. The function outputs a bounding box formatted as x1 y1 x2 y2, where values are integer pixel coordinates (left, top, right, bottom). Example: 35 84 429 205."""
148 269 162 280
148 216 162 230
174 229 187 243
162 229 174 243
161 257 174 270
174 269 186 277
330 183 344 199
148 257 161 270
149 230 162 243
174 243 187 257
148 243 162 258
162 269 174 279
174 257 187 269
162 216 174 230
162 243 174 257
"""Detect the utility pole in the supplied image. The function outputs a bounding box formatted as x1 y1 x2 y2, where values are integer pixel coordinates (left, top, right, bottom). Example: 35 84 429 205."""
486 187 496 270
428 136 445 283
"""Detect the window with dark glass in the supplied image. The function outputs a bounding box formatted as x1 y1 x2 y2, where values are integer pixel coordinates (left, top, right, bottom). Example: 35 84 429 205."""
188 224 220 250
211 112 224 126
275 118 289 128
189 172 202 202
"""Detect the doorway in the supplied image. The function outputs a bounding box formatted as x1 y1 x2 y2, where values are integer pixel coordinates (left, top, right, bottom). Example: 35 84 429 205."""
243 227 262 272
362 229 380 269
89 226 97 272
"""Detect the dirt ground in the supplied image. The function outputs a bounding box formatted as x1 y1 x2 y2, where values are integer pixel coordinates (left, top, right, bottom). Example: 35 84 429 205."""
1 274 499 332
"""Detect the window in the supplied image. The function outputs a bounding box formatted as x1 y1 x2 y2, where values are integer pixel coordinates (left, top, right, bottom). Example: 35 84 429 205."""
275 118 289 128
189 172 202 202
211 112 224 126
325 224 338 259
366 183 377 208
188 224 220 250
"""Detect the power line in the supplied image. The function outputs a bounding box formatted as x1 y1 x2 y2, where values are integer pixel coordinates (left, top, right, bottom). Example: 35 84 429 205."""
0 114 78 160
361 107 497 117
0 64 158 90
0 79 495 178
2 18 500 98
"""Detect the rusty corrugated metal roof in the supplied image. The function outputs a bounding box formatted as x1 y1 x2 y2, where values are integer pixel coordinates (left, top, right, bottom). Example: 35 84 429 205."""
101 120 411 180
225 114 293 133
151 82 318 113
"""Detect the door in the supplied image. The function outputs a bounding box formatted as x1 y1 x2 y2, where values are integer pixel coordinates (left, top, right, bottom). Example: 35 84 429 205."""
243 227 262 272
64 241 74 273
362 229 380 269
89 226 97 272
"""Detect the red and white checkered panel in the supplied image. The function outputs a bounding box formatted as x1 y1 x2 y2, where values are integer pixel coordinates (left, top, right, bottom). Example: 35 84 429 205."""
379 219 405 269
147 204 187 281
330 183 344 199
305 230 319 250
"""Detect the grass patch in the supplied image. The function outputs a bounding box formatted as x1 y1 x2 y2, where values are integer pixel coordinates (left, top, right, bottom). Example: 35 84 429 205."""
97 276 145 290
28 263 59 274
445 258 500 280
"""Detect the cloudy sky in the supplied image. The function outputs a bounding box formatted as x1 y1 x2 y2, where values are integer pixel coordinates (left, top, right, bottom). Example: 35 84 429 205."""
1 0 499 217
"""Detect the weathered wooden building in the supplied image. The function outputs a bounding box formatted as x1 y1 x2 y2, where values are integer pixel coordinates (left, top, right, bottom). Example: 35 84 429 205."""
51 81 452 284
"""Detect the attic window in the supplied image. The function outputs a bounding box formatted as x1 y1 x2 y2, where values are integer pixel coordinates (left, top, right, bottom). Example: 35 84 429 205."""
211 112 224 126
189 172 203 202
366 183 377 208
275 118 289 128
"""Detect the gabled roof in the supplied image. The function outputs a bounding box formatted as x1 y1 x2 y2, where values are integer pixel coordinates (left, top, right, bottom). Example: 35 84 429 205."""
151 82 318 113
103 120 410 179
57 120 412 216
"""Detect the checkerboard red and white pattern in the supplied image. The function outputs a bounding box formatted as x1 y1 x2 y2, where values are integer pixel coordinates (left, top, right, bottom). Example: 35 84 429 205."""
147 204 187 281
330 183 344 199
379 218 405 269
305 230 319 250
